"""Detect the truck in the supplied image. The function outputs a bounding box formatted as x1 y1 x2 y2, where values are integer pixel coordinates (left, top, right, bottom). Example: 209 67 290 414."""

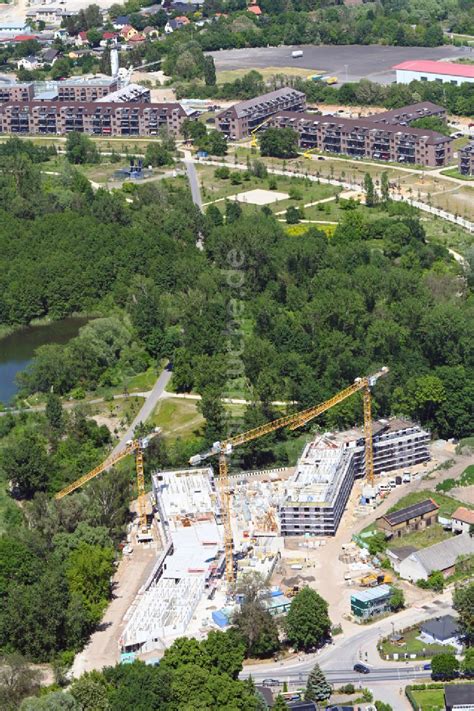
292 50 303 58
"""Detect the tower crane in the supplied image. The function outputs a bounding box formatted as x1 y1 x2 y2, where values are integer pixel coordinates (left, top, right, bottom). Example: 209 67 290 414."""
189 367 388 585
250 116 274 148
54 428 160 532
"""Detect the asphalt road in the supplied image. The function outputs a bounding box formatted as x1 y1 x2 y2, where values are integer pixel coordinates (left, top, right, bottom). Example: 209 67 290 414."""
241 595 454 686
183 150 203 210
210 44 469 84
110 364 172 456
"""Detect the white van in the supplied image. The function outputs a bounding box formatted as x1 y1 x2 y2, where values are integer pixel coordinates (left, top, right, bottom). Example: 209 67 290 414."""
379 484 391 493
389 479 397 488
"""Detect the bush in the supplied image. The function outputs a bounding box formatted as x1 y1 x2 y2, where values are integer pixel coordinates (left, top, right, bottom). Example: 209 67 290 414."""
214 166 230 179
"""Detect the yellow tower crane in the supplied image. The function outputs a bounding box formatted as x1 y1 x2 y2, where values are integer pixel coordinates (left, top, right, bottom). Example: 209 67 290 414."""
54 428 160 531
250 116 274 148
189 367 388 585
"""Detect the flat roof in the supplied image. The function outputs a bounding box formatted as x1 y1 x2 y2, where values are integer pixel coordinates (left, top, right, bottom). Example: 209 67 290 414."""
283 435 353 507
351 584 392 602
393 60 474 79
152 468 215 519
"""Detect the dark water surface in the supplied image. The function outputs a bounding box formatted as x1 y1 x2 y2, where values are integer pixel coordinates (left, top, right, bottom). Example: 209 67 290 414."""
0 317 88 404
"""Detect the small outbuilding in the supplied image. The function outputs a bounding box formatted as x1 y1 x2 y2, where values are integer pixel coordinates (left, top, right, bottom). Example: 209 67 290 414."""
376 499 439 538
452 506 474 535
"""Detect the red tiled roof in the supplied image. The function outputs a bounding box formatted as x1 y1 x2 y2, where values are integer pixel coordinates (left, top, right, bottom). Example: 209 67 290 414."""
102 31 117 39
393 60 474 79
128 34 145 41
13 34 39 41
453 507 474 525
247 5 262 14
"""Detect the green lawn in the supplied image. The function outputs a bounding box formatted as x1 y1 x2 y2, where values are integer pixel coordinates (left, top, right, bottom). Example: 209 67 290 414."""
410 688 445 710
387 490 465 517
395 523 452 550
440 168 474 181
197 165 339 207
125 368 158 393
380 627 455 659
149 398 205 440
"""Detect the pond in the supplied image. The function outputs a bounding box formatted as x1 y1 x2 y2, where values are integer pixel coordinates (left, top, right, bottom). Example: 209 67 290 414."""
0 317 89 405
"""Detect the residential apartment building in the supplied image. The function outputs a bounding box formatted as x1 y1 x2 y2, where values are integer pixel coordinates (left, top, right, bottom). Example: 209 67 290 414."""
370 101 447 125
278 419 430 538
459 141 474 176
0 82 34 103
0 101 187 136
216 87 306 139
57 78 119 102
331 418 431 477
279 435 357 537
351 418 431 475
96 83 151 104
271 110 452 167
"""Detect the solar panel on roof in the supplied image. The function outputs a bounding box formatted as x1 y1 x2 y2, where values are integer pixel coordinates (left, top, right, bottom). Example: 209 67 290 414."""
384 499 437 526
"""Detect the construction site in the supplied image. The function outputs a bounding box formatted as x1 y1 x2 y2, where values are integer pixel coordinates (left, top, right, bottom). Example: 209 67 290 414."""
59 367 436 664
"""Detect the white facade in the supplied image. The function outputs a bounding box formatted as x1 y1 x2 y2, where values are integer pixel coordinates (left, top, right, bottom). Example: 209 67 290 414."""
396 68 474 86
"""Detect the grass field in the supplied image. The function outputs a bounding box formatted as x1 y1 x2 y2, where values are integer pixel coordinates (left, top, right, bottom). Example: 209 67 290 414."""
125 368 158 393
198 164 340 209
396 523 452 550
387 490 465 518
410 687 445 710
217 66 315 84
380 627 455 658
149 398 205 440
423 217 474 255
441 168 474 182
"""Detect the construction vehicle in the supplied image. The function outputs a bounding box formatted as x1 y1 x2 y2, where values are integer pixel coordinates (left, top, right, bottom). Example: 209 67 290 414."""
189 367 389 586
54 428 161 532
309 74 338 85
250 116 273 148
359 572 392 587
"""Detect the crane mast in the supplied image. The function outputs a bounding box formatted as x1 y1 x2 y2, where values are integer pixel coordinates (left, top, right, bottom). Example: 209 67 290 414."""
190 367 388 585
54 429 160 532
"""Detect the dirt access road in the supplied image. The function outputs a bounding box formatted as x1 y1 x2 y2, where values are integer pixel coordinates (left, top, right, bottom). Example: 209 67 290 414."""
72 518 161 677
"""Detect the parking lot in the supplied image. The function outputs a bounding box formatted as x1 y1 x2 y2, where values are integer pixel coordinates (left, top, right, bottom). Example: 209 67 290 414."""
210 44 468 84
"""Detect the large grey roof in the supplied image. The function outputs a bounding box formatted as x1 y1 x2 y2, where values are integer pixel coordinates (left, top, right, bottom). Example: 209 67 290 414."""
444 684 474 705
421 614 459 641
223 88 305 120
408 533 474 575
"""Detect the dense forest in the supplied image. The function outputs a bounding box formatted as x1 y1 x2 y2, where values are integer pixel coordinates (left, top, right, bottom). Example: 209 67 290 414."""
0 137 473 446
0 126 472 690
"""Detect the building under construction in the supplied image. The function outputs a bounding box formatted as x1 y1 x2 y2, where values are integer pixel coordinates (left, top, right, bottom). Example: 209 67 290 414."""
279 418 430 537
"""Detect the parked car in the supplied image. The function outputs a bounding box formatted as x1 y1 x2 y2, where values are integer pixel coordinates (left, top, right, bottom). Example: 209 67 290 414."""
262 678 280 686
